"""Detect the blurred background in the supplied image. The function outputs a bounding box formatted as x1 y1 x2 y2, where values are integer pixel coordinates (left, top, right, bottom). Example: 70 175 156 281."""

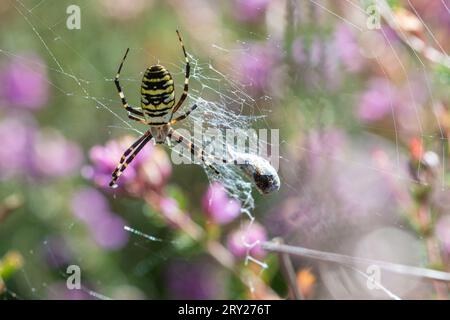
0 0 449 299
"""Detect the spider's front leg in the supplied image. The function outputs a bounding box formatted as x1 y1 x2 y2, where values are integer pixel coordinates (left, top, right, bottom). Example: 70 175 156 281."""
171 30 191 116
109 131 153 188
114 48 146 119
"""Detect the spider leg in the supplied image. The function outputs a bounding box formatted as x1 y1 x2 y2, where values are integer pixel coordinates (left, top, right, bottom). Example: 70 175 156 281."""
168 129 220 175
114 48 145 117
128 114 146 124
167 129 184 145
109 132 153 188
170 104 198 125
171 30 190 116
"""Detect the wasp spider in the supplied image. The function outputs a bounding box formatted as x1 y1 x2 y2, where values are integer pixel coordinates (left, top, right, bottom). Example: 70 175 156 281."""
109 30 219 188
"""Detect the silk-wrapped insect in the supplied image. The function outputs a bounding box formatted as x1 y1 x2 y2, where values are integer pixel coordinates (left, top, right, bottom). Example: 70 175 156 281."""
227 149 280 195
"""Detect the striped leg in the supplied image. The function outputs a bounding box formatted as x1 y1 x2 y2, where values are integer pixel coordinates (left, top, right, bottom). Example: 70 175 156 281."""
167 129 184 146
168 129 219 174
109 132 153 188
128 114 146 124
171 30 191 115
170 104 197 125
114 48 145 117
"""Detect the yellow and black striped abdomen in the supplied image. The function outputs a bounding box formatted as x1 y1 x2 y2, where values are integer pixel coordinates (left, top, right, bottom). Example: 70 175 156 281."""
141 65 175 117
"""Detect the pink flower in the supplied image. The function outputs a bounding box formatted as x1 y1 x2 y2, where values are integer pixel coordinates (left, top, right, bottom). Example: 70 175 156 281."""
1 54 49 111
267 129 405 248
202 182 241 224
334 24 364 73
357 78 394 122
32 129 82 178
85 135 153 189
436 215 450 255
233 0 270 23
237 42 278 93
159 197 187 229
71 187 129 250
227 222 267 258
0 116 36 179
92 215 129 250
0 117 81 180
292 37 307 65
71 187 110 224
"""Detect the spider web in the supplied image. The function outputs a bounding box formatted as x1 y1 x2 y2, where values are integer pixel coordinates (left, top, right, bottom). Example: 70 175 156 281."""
124 50 276 274
0 0 278 299
116 52 275 272
172 54 274 219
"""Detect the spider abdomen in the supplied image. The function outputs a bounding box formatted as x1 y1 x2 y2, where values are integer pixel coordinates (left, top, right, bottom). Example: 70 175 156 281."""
141 65 175 117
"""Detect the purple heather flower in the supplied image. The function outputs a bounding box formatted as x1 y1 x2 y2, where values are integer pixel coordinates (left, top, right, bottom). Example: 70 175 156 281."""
202 182 241 224
323 41 342 91
267 129 405 248
333 23 364 73
237 43 277 93
32 130 82 178
91 214 128 250
295 37 342 91
357 78 394 122
292 37 307 65
85 135 153 189
310 38 323 67
392 75 428 133
436 215 450 254
305 129 346 174
159 197 179 217
227 222 267 258
0 117 80 180
71 187 110 224
0 116 36 179
411 0 450 30
159 197 183 227
1 54 49 111
233 0 270 23
380 25 400 44
166 259 224 299
432 189 450 213
71 187 129 250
